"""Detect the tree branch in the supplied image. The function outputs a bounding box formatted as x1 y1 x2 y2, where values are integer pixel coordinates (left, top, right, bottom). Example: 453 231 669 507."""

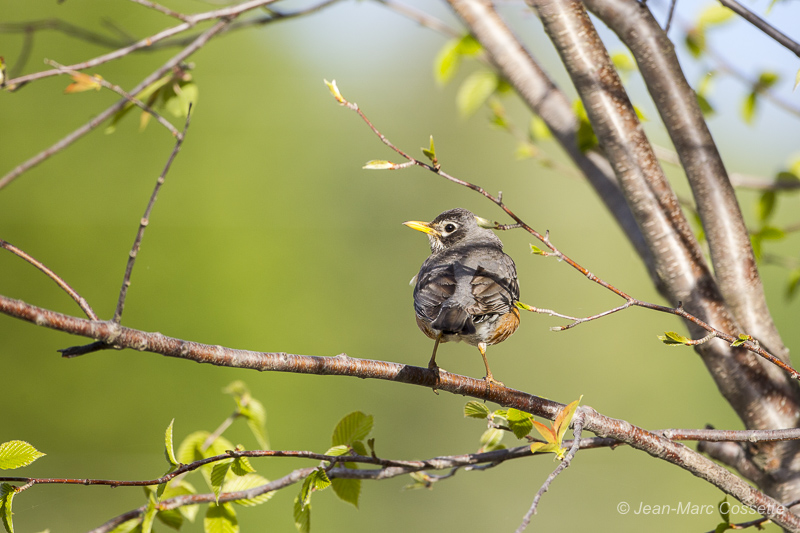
718 0 800 58
1 295 799 530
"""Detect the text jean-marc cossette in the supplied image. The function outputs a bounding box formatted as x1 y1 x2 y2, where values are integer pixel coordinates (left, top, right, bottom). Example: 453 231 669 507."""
616 501 787 516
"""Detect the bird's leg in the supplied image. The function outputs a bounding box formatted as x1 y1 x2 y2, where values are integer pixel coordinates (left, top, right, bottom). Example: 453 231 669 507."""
428 333 442 393
479 342 504 387
428 333 442 370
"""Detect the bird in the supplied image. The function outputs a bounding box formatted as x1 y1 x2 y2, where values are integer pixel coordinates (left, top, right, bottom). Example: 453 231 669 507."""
404 208 520 386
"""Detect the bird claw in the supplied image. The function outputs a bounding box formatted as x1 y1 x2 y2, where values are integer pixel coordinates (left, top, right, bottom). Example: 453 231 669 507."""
483 375 505 388
428 363 441 394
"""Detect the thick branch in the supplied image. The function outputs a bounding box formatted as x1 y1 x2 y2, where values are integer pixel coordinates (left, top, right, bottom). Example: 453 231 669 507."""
2 295 799 530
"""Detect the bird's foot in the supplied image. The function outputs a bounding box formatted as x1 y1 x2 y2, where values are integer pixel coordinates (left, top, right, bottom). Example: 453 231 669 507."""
428 363 441 394
483 374 505 388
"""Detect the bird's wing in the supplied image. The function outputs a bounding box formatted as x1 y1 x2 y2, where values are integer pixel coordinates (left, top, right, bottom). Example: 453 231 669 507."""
467 253 519 317
413 260 456 321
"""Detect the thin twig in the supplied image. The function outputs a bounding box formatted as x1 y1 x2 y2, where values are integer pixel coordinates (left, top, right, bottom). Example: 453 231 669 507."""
113 106 191 324
0 19 226 190
718 0 800 58
664 0 678 33
372 0 460 37
127 0 190 22
328 81 800 382
4 0 279 91
0 19 127 50
0 239 97 320
516 410 585 532
45 60 180 137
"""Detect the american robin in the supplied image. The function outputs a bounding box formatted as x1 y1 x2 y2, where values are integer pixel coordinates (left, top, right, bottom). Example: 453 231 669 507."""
404 208 520 386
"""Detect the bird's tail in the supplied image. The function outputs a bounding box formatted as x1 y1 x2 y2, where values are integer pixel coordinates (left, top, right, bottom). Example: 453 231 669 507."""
432 306 476 335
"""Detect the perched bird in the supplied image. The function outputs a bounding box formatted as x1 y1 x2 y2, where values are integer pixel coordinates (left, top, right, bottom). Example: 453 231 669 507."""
404 208 520 385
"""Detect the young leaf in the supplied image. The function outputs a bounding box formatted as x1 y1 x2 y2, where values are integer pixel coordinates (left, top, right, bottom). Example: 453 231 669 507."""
718 496 730 524
164 419 178 467
223 473 274 507
211 460 233 503
231 456 256 476
434 38 462 85
64 72 103 93
331 412 373 447
332 478 361 508
756 71 779 90
107 518 141 533
324 79 344 104
530 244 546 255
351 440 368 457
742 91 757 124
1 484 15 533
795 67 800 91
787 268 800 300
698 4 734 27
515 301 534 312
685 28 705 58
204 502 239 533
164 82 197 118
456 70 498 118
731 334 752 348
293 495 311 533
362 160 395 170
464 401 490 419
529 115 552 141
554 397 582 443
479 428 504 451
0 441 45 470
141 494 157 533
421 135 436 163
610 51 635 73
529 441 561 455
506 408 534 439
531 420 556 444
658 331 691 346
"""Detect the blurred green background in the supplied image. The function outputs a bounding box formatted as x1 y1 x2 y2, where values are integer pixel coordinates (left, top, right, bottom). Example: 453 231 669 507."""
1 0 799 531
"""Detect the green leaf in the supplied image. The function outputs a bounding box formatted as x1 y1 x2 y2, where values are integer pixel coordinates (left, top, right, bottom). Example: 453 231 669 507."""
351 440 368 457
714 522 732 533
1 484 15 533
685 28 705 58
530 441 562 455
324 445 351 457
324 78 344 104
718 496 730 523
332 478 361 508
530 244 546 255
299 469 331 510
742 91 757 124
159 479 199 524
456 70 499 118
332 412 373 447
241 401 269 450
610 51 635 73
529 115 551 141
698 5 734 26
204 503 239 533
731 334 752 347
573 100 598 152
434 39 461 85
464 401 490 419
362 160 395 170
293 495 310 533
105 73 172 134
211 460 233 503
786 269 800 300
479 428 504 451
156 506 184 531
506 408 534 439
141 494 157 533
231 456 255 476
0 441 45 470
757 191 776 222
658 331 691 346
696 92 715 116
107 518 142 533
165 82 197 118
757 225 786 241
223 473 274 507
165 419 178 466
777 170 800 188
757 71 779 90
421 135 436 162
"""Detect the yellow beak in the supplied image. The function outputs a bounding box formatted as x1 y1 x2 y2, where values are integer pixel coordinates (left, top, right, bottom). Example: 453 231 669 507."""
403 220 440 236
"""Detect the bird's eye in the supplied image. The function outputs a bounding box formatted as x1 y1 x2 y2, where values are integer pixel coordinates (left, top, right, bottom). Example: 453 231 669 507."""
443 223 457 234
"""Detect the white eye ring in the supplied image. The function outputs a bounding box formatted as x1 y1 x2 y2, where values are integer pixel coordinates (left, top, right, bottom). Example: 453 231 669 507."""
442 222 458 236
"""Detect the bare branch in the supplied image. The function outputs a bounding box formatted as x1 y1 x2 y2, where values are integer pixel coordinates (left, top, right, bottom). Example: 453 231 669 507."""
718 0 800 58
0 19 228 190
0 240 97 320
114 108 191 323
127 0 190 22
